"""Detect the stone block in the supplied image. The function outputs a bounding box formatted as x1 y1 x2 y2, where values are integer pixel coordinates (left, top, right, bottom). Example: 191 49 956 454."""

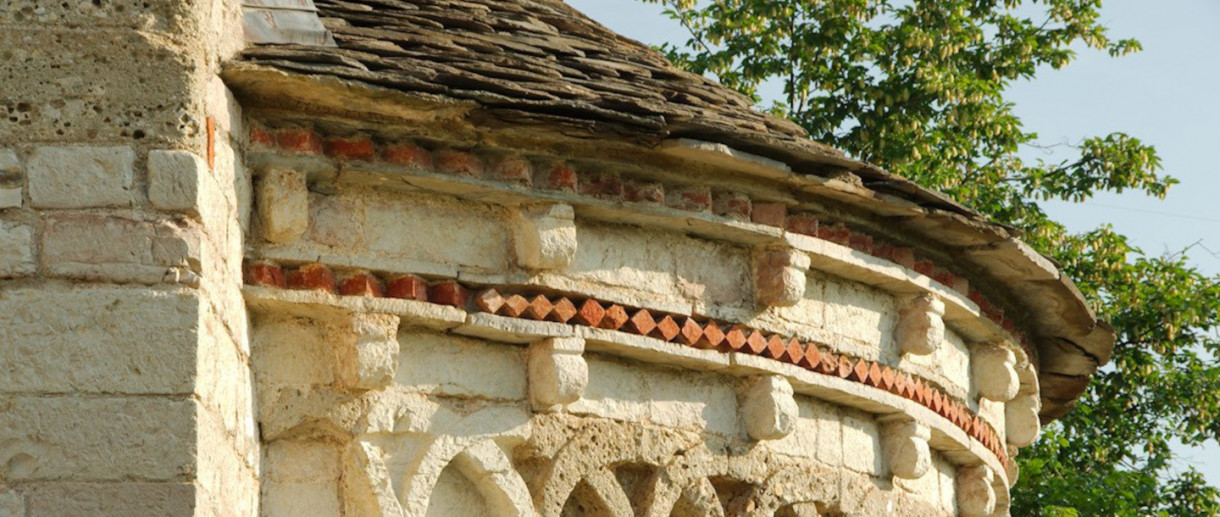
896 294 945 356
336 313 401 390
513 203 577 270
0 220 35 278
956 466 996 517
973 344 1019 402
0 287 202 394
0 396 197 481
881 419 932 479
396 332 526 400
257 169 308 244
739 375 798 441
753 246 810 308
148 150 208 213
42 214 198 285
25 482 195 517
1006 394 1041 447
841 411 882 475
528 337 588 410
27 146 135 208
0 150 22 209
266 441 340 483
0 487 23 517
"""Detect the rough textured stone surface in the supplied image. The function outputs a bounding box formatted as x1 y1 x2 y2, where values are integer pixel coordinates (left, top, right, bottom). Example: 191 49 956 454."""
513 203 577 271
149 150 209 213
27 146 135 208
896 294 945 356
740 375 799 441
754 246 811 308
528 337 588 409
257 169 309 244
973 344 1020 402
956 466 997 517
882 419 932 479
26 482 197 517
0 220 35 277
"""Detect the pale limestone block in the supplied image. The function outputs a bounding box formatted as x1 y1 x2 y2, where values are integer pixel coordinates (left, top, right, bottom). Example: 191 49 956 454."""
0 149 21 209
27 146 135 208
513 203 577 270
760 399 820 459
396 332 526 400
1005 445 1020 486
365 192 509 271
935 455 957 513
780 502 821 517
251 316 334 387
1005 394 1042 447
25 482 195 517
841 411 883 475
0 220 34 277
308 192 365 249
881 419 932 479
263 480 341 517
0 396 196 481
42 214 200 285
343 441 405 517
566 357 737 433
823 276 896 353
0 488 23 517
956 466 996 517
0 287 200 394
896 293 945 356
753 246 811 307
739 375 798 441
973 345 1019 402
257 169 308 244
427 463 491 517
148 150 208 213
336 313 401 390
449 441 536 517
815 405 843 467
0 188 20 209
528 337 588 410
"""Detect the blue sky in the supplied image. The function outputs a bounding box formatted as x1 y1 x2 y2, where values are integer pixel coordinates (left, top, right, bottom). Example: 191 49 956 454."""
567 0 1220 484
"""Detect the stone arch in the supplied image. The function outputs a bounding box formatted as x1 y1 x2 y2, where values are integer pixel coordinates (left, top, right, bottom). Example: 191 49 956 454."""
397 436 536 517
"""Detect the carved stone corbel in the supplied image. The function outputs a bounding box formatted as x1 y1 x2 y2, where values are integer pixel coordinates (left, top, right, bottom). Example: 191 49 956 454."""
957 465 997 517
973 344 1019 402
753 246 811 308
896 293 945 356
528 337 588 410
880 418 932 479
513 203 578 270
336 313 401 390
739 375 799 440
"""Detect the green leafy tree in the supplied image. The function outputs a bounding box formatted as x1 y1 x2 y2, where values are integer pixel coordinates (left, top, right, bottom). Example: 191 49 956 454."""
635 0 1220 514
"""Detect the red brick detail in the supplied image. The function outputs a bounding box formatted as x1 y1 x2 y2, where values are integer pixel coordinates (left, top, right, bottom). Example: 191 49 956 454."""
676 318 704 346
599 305 630 331
881 366 896 392
624 309 657 335
763 334 787 360
338 270 384 297
874 243 917 269
713 191 752 221
751 202 787 227
697 321 726 350
745 330 768 355
913 258 937 277
578 172 624 199
250 125 276 148
435 150 484 177
785 213 819 237
386 274 429 301
540 162 578 192
781 338 804 365
624 180 665 204
798 343 821 370
723 325 749 353
524 294 554 320
836 356 854 379
548 298 578 323
851 359 871 384
244 260 285 288
325 136 376 161
666 185 712 212
893 372 909 397
490 155 533 184
501 295 531 318
817 223 851 246
867 362 884 388
383 143 434 169
474 288 505 313
651 315 681 341
276 128 324 155
286 263 336 292
948 274 970 295
848 232 874 254
573 299 606 327
206 117 216 170
818 351 839 375
428 280 469 307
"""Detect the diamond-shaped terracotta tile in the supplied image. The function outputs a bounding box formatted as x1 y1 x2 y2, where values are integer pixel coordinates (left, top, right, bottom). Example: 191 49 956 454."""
781 338 804 365
914 380 929 405
548 297 577 323
599 305 630 330
697 321 725 350
651 315 681 341
763 335 787 360
867 363 884 388
837 355 854 379
798 343 821 370
880 366 896 392
574 299 606 327
745 330 768 355
624 309 656 335
676 318 704 346
474 288 505 313
524 294 554 320
501 294 530 318
931 391 943 414
816 351 838 375
893 372 908 397
723 325 748 352
850 359 871 384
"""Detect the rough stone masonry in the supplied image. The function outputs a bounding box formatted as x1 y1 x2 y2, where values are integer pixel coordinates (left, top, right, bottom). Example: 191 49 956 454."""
0 1 1113 516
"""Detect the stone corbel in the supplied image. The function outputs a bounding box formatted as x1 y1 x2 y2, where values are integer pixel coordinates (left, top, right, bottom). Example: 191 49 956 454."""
513 203 578 270
895 293 945 356
257 168 309 244
739 375 799 441
880 418 932 479
335 313 401 390
528 337 588 410
973 344 1019 402
1005 363 1042 447
753 246 811 308
956 465 997 517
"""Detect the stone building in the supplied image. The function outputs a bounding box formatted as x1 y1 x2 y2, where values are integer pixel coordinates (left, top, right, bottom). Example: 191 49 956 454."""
0 0 1113 515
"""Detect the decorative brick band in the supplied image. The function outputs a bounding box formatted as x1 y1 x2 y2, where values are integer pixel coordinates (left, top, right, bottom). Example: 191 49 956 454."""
244 259 1010 465
249 123 1029 352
